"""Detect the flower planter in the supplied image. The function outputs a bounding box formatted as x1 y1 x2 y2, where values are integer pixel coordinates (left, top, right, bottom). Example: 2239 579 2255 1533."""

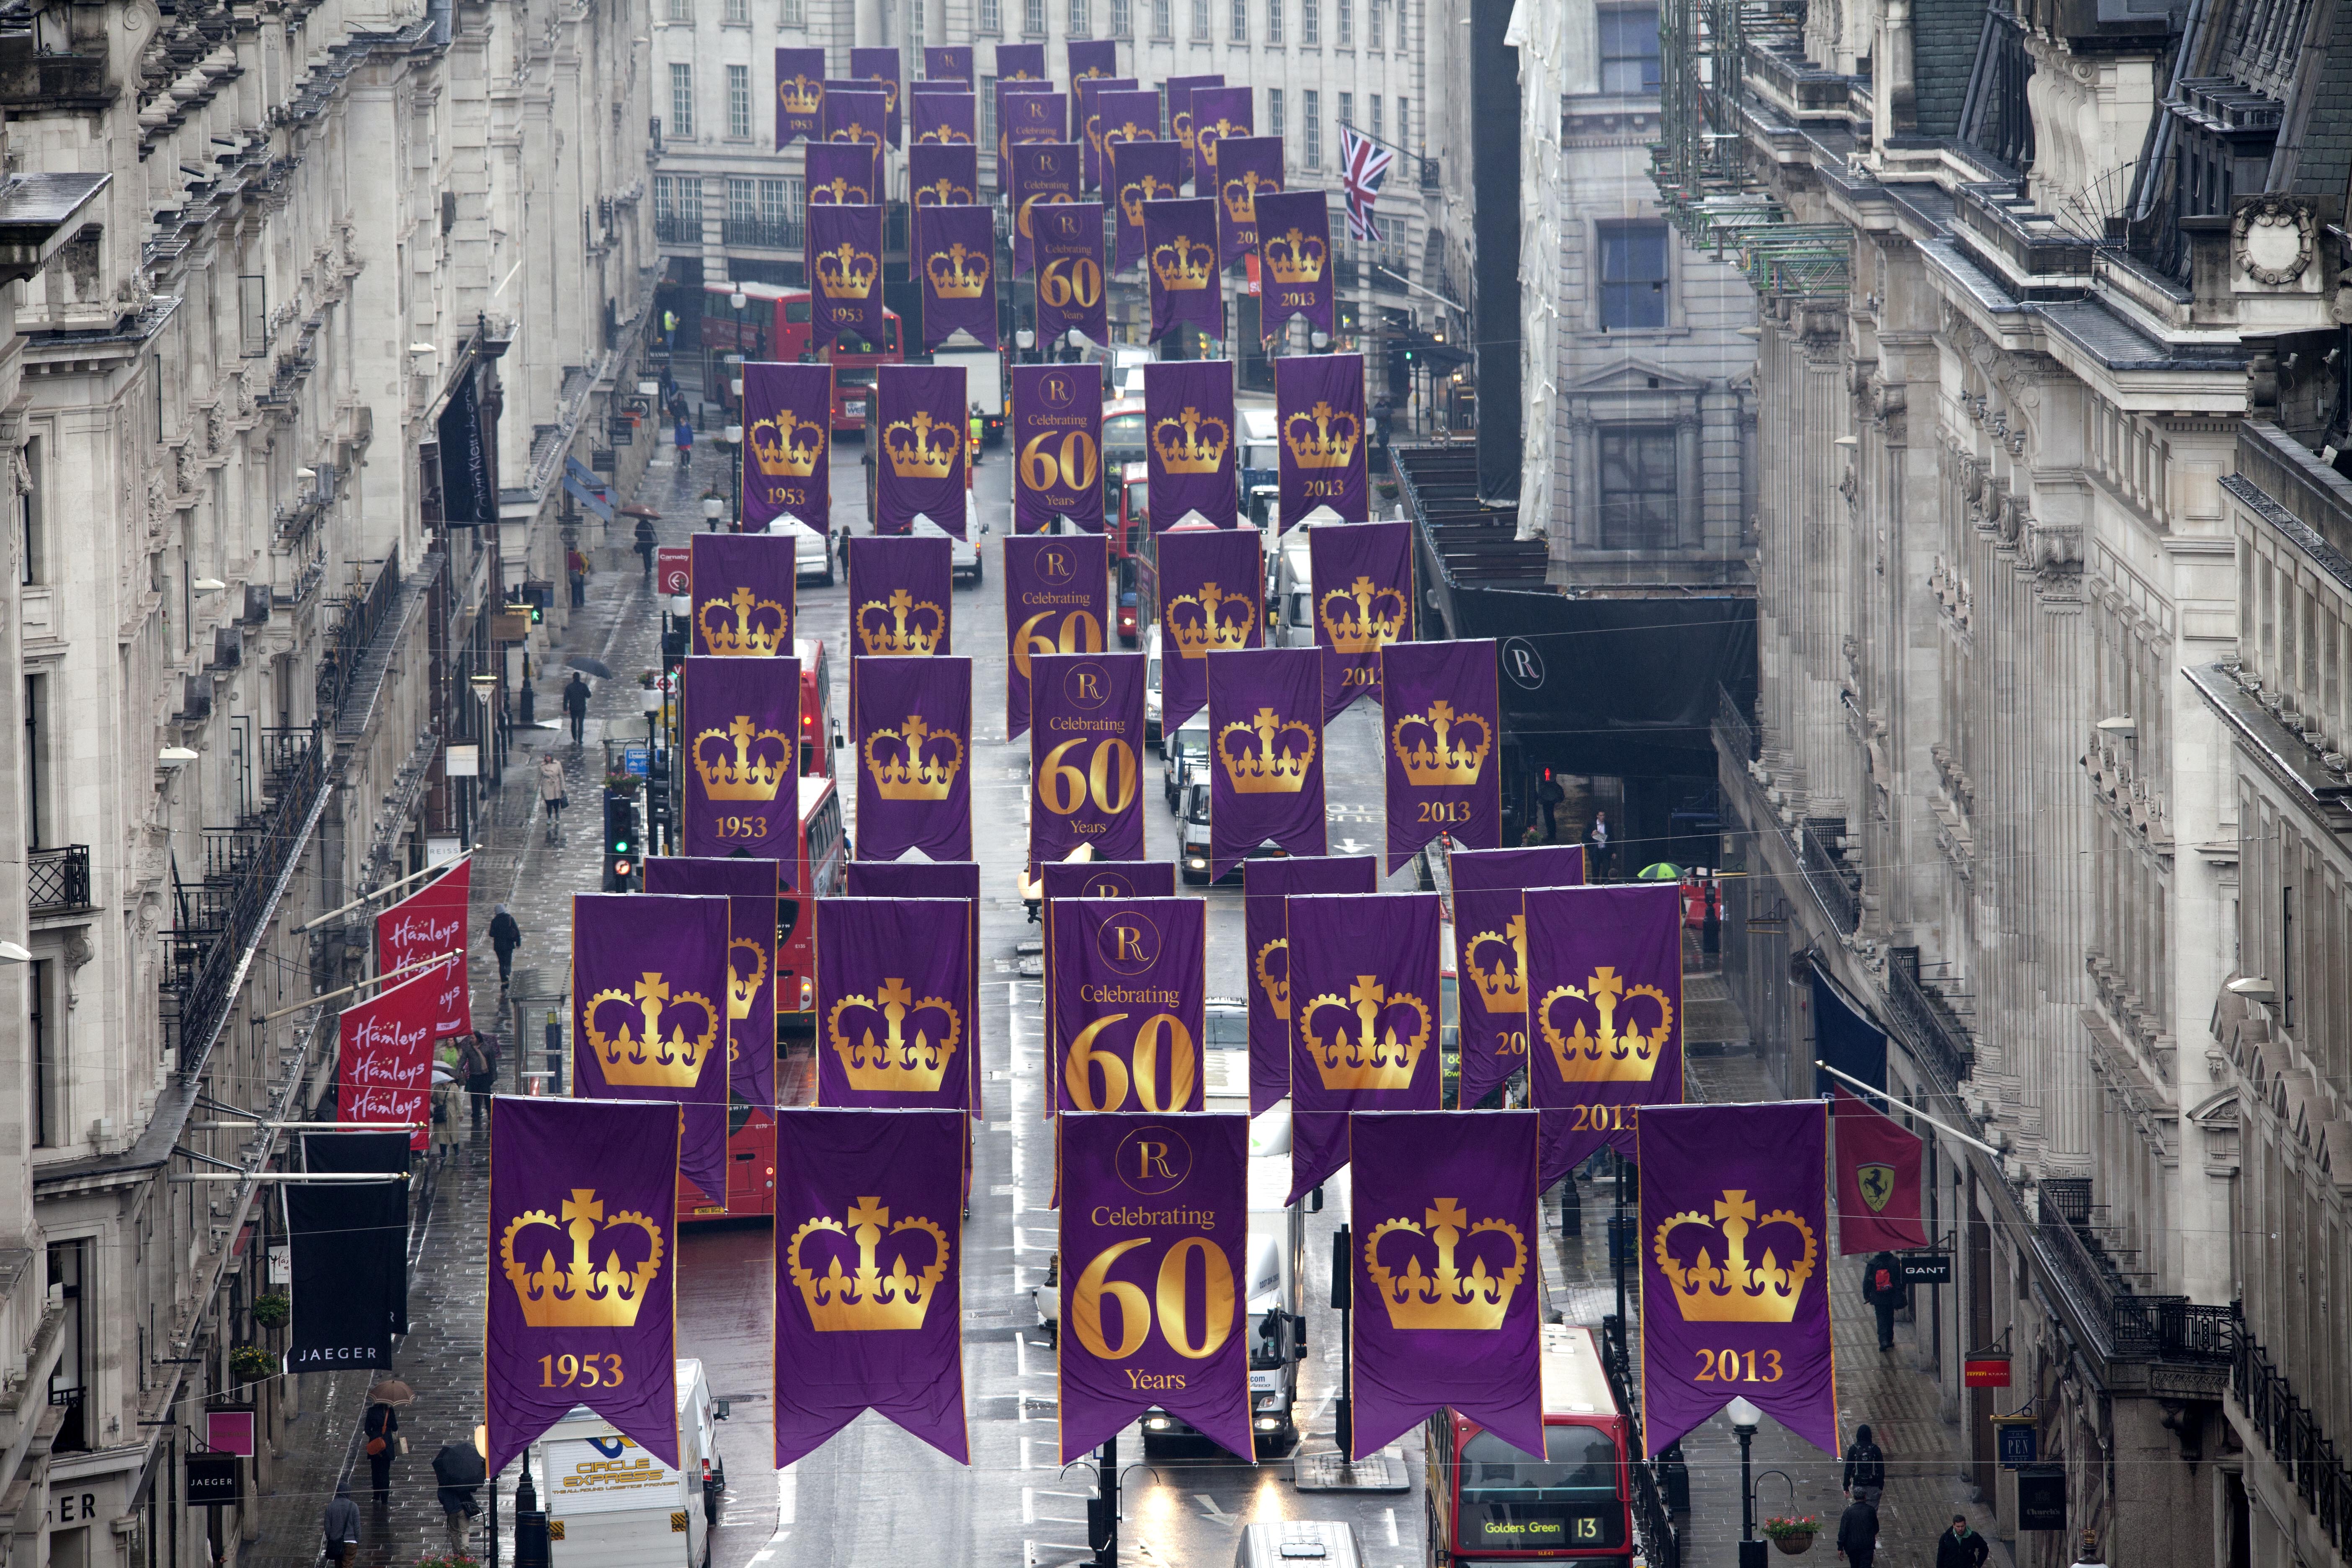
1770 1532 1816 1555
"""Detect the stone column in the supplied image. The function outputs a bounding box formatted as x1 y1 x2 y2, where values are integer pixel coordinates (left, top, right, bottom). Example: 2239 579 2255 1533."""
2030 515 2095 1173
1675 404 1703 550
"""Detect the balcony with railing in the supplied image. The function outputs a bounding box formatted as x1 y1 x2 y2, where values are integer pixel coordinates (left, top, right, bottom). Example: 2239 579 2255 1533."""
27 846 93 916
1797 815 1859 934
722 213 803 251
2034 1177 2236 1369
1884 946 1973 1091
654 206 701 245
2234 1320 2352 1553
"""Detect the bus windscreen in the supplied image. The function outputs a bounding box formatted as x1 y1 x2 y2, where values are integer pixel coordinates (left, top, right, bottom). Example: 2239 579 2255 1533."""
1457 1428 1626 1553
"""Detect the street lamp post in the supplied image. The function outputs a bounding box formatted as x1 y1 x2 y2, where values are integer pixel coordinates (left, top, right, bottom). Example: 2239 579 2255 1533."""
724 423 744 529
1729 1395 1764 1568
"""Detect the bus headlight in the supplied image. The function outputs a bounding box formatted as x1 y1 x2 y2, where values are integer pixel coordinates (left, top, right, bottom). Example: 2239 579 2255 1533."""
799 977 814 1010
1144 1416 1172 1431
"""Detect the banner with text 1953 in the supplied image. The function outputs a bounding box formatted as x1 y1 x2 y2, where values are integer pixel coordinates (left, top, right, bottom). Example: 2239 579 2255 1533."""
1286 891 1444 1201
641 856 779 1112
910 143 978 208
774 48 824 146
1052 897 1207 1116
1157 526 1261 732
374 856 469 1042
1310 520 1411 721
815 899 972 1111
1011 140 1080 277
1144 358 1236 527
847 46 902 144
854 655 972 863
1383 639 1501 871
805 142 883 206
1057 1112 1252 1462
1007 533 1109 739
1276 353 1369 526
338 965 439 1152
1112 140 1186 275
1241 856 1376 1115
1639 1100 1838 1457
487 1096 679 1476
1349 1111 1543 1461
1252 191 1335 348
1207 645 1325 882
806 202 886 348
681 655 801 869
689 532 794 657
1011 364 1105 534
1036 202 1110 349
572 892 732 1204
874 364 968 534
1525 884 1684 1187
740 363 831 532
918 204 998 353
1144 199 1224 346
1029 652 1147 868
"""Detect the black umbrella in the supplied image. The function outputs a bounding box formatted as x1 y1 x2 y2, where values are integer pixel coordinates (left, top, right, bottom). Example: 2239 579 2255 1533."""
565 655 614 679
432 1440 487 1489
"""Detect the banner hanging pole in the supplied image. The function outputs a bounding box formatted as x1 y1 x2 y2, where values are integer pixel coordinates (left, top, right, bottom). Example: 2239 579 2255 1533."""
1814 1059 2004 1158
295 854 473 933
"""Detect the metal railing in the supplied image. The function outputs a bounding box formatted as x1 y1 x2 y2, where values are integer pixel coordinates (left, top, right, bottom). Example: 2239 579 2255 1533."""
1885 947 1973 1089
1797 817 1859 934
27 846 92 913
2234 1320 2352 1551
723 214 803 250
1715 684 1758 763
315 549 402 725
1599 1313 1682 1568
655 209 702 245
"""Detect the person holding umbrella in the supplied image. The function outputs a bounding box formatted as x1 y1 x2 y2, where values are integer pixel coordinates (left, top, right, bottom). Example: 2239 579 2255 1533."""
432 1436 488 1554
361 1382 409 1505
562 672 592 748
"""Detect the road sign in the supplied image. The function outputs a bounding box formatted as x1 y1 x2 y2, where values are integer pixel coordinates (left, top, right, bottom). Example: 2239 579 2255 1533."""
657 546 692 596
623 746 650 777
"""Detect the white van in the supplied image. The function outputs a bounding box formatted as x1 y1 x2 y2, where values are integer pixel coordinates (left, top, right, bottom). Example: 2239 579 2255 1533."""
1272 528 1315 647
537 1358 725 1568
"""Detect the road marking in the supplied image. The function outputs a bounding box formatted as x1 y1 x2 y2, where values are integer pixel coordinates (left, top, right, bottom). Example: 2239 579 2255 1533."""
776 1462 796 1527
1195 1493 1229 1519
1385 1506 1400 1545
1022 1486 1035 1523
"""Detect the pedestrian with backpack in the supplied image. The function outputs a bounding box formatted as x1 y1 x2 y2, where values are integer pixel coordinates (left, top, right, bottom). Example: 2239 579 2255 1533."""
458 1031 500 1129
1842 1422 1886 1506
1864 1251 1904 1351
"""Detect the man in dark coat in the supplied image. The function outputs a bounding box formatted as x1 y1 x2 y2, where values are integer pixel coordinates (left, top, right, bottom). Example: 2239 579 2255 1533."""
361 1400 400 1504
489 903 523 989
1937 1517 1991 1568
322 1478 361 1562
1843 1422 1885 1505
1836 1499 1880 1568
1864 1250 1904 1350
432 1438 487 1554
562 673 592 747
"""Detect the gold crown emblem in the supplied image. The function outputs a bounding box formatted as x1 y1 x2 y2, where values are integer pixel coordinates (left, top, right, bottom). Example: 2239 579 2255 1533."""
1538 965 1674 1082
750 411 825 478
1253 937 1289 1019
788 1198 952 1331
500 1189 666 1328
815 242 879 300
584 972 722 1088
1106 120 1153 145
693 714 792 800
779 75 822 115
914 177 976 207
1654 1189 1818 1323
862 713 965 800
1150 235 1216 291
1283 400 1360 469
1263 227 1326 284
1465 915 1526 1013
1119 173 1178 225
697 588 789 657
882 410 959 479
812 175 874 205
1390 701 1491 787
869 77 899 113
1319 576 1406 655
826 976 962 1093
1219 168 1274 224
1300 975 1431 1091
1164 580 1254 658
727 938 767 1021
918 124 972 144
1151 407 1230 473
855 588 945 655
1364 1198 1527 1331
833 119 881 147
925 242 991 299
1217 707 1316 793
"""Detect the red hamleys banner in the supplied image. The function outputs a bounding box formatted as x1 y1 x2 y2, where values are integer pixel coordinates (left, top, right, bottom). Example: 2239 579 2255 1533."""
375 858 470 1040
338 966 440 1151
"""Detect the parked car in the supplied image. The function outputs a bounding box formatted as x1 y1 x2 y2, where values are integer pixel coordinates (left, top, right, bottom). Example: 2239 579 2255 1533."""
767 517 836 585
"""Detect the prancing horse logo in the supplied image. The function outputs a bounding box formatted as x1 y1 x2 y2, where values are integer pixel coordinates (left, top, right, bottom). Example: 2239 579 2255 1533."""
1857 1163 1896 1212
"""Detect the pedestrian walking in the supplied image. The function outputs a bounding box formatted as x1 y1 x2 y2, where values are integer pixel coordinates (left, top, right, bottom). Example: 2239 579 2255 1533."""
1702 877 1721 959
538 755 568 837
567 547 590 607
431 1437 487 1555
321 1478 361 1564
1842 1423 1886 1506
661 307 679 353
361 1400 400 1504
1585 810 1612 879
459 1030 500 1128
634 514 658 581
675 416 694 462
562 672 592 747
1864 1250 1903 1350
489 903 523 989
1938 1518 1991 1568
1836 1498 1880 1568
1537 774 1566 841
431 1075 464 1163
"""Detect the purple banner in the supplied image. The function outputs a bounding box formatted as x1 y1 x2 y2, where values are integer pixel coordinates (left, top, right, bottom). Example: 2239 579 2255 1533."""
996 42 1047 82
572 892 731 1204
1349 1111 1543 1461
848 46 903 144
1011 140 1081 276
741 362 831 530
775 48 825 146
1011 363 1106 532
923 45 972 83
1188 85 1254 187
807 202 885 346
1277 353 1369 528
487 1098 678 1475
849 534 952 657
1449 843 1586 891
875 364 969 534
689 533 794 657
1144 199 1223 343
1097 90 1161 200
1000 85 1067 170
917 204 998 353
1040 861 1176 902
911 78 967 93
1052 897 1207 1114
1058 1113 1252 1461
1036 202 1109 348
823 86 887 151
1029 652 1147 867
1384 640 1501 871
1454 889 1527 1113
1207 647 1324 881
1253 191 1335 348
806 142 882 206
910 143 979 207
1076 76 1138 191
1144 358 1236 526
1527 885 1684 1185
1008 533 1109 738
855 655 972 862
1309 519 1411 719
816 899 972 1111
1241 857 1375 1114
912 91 975 145
1068 39 1119 82
1111 141 1185 274
1156 526 1262 730
1639 1101 1837 1456
1211 136 1281 267
774 1109 967 1465
1286 892 1442 1201
682 655 801 871
1165 74 1225 185
642 856 779 1111
843 863 983 1119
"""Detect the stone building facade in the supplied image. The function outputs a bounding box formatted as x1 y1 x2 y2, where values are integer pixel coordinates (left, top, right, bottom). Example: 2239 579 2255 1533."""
1 0 656 1558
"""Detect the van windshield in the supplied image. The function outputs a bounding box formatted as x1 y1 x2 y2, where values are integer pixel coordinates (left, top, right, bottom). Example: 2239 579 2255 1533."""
1456 1427 1624 1552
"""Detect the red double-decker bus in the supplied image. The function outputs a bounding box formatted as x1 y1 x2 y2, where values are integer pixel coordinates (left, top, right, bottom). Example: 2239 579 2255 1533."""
699 282 904 434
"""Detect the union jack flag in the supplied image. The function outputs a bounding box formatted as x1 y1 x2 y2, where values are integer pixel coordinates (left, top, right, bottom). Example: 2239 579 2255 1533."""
1338 126 1397 244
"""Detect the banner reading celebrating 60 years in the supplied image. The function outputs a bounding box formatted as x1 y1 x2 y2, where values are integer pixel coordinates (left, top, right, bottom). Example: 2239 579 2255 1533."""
573 893 732 1204
487 1097 679 1475
1058 1113 1253 1462
1639 1100 1838 1457
1011 364 1105 533
1006 533 1109 739
774 1109 968 1466
1029 652 1147 867
1052 897 1207 1115
681 655 801 867
1384 639 1501 870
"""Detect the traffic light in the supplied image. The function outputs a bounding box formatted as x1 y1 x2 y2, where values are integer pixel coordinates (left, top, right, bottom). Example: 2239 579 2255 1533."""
603 790 640 890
